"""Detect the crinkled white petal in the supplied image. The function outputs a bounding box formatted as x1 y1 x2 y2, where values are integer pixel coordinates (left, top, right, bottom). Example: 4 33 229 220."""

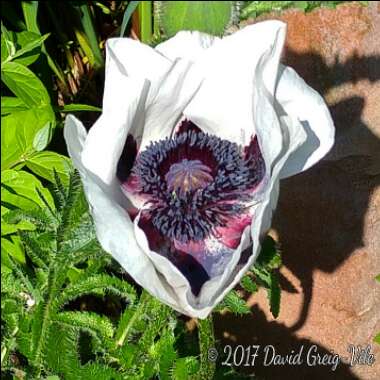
105 38 204 152
64 115 181 310
81 50 148 184
275 65 335 178
155 31 219 62
183 21 287 147
139 58 204 151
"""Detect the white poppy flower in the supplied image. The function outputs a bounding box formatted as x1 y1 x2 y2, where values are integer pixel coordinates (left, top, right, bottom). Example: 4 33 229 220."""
64 21 334 319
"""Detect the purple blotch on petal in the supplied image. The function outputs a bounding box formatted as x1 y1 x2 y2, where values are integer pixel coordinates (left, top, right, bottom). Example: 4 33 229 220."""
117 134 138 183
138 213 209 296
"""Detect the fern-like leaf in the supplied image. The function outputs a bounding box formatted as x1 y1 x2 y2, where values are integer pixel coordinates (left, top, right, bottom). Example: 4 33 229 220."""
56 274 136 308
219 290 250 315
54 311 114 346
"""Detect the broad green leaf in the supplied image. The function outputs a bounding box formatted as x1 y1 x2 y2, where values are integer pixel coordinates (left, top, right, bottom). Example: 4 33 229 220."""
376 274 380 283
1 169 55 211
158 1 233 37
374 333 380 345
33 123 52 151
1 23 16 62
1 61 50 106
21 0 67 84
58 104 102 112
26 151 72 186
1 206 35 235
1 31 47 66
21 1 40 33
1 106 54 170
1 186 38 211
1 96 28 115
1 236 26 264
9 31 48 66
1 220 35 236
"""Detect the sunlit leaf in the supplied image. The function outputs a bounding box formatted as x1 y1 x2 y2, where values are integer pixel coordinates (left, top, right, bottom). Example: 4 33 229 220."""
1 61 50 106
158 1 233 37
26 151 72 186
1 96 28 115
1 169 55 211
1 106 54 170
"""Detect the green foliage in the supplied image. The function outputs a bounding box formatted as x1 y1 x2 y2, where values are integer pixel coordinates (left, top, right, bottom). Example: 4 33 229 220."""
1 169 282 379
155 1 237 38
0 171 205 379
120 1 141 37
240 1 368 19
217 236 282 318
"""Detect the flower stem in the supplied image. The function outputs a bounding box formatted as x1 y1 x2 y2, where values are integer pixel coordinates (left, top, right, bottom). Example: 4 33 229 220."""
139 1 152 43
197 315 216 380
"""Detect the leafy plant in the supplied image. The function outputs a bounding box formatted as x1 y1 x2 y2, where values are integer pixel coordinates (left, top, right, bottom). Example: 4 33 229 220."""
1 170 282 379
240 1 368 19
216 236 282 318
1 172 195 379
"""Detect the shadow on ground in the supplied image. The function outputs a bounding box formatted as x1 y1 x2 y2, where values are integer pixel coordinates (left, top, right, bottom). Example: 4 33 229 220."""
215 44 380 379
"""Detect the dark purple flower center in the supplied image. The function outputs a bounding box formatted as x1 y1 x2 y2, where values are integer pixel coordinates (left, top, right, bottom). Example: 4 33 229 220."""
128 120 265 244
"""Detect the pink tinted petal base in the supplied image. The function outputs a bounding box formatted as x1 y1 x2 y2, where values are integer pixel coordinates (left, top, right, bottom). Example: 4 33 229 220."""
214 214 253 250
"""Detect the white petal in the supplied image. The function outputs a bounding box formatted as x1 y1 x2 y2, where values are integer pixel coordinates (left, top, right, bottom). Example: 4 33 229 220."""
105 37 173 85
64 116 180 309
155 31 219 62
81 38 188 184
183 21 287 146
275 65 335 178
81 42 148 184
105 38 203 151
139 58 203 151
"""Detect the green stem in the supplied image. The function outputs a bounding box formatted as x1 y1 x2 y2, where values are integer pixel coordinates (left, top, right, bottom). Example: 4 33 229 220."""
33 266 57 376
116 290 150 347
197 315 216 380
139 1 152 43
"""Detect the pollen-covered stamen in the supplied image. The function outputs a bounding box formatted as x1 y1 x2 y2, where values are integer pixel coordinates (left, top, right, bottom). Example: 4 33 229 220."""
128 120 266 243
165 159 213 195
